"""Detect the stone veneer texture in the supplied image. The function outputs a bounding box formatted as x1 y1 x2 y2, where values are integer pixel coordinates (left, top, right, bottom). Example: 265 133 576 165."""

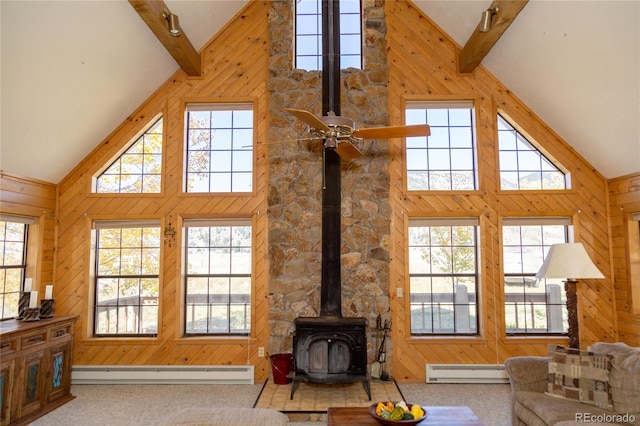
266 0 393 369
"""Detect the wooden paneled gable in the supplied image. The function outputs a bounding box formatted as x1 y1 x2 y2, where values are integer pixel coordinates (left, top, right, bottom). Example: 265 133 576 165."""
3 0 628 383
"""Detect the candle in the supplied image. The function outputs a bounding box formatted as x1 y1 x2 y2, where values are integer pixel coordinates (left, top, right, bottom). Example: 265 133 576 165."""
45 285 53 299
24 278 32 292
29 291 38 308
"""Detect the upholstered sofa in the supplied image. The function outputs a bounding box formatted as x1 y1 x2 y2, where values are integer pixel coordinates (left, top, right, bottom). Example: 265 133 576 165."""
505 342 640 426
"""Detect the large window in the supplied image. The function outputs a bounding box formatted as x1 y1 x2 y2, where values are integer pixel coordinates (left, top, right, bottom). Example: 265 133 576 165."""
185 104 254 193
95 117 163 193
0 216 31 320
295 0 362 70
405 102 477 191
184 220 252 336
408 218 479 335
93 221 160 336
498 115 567 190
627 212 640 314
503 217 570 335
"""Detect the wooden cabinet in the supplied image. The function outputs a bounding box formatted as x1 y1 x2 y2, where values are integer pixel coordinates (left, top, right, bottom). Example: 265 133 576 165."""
0 316 76 426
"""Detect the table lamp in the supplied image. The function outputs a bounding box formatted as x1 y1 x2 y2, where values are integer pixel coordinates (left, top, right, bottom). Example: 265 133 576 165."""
535 243 604 349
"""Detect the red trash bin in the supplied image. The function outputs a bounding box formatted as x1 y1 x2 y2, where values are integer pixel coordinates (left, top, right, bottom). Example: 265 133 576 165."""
270 353 293 384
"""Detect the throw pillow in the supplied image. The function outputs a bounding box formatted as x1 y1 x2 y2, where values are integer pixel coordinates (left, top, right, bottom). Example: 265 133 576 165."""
545 344 613 410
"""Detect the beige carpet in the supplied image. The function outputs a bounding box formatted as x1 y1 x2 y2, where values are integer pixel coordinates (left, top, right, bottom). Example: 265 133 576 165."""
254 379 403 412
30 383 509 426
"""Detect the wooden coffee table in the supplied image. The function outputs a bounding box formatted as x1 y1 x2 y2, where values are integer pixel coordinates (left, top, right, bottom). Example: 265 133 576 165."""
327 405 485 425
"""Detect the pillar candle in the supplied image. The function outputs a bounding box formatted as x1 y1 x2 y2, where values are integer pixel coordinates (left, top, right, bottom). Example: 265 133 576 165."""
24 278 32 292
29 291 38 308
45 285 53 299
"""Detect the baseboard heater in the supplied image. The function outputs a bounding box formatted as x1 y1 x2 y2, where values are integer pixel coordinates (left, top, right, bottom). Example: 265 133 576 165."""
425 364 509 384
72 365 254 385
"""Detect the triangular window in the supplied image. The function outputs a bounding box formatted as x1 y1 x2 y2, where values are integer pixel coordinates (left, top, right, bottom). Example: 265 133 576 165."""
498 115 567 190
95 117 163 193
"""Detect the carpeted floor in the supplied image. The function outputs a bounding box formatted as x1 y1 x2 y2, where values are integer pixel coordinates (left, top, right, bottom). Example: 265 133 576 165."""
400 383 511 426
31 381 511 425
30 384 264 426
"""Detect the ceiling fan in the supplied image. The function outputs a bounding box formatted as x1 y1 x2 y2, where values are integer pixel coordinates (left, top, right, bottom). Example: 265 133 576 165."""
282 0 430 162
284 108 431 160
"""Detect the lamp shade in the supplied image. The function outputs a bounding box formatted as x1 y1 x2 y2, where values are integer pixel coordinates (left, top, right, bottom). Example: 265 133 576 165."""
535 243 605 279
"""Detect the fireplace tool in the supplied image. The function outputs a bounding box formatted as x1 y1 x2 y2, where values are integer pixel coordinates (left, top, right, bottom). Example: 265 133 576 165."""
375 316 392 381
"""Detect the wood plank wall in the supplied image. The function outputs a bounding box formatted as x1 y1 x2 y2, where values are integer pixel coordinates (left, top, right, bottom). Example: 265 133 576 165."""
3 0 633 384
608 172 640 346
0 172 57 293
385 1 617 381
54 1 272 379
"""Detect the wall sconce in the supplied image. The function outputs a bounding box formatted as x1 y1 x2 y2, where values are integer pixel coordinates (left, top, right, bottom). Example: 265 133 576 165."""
535 243 604 349
163 9 181 37
480 7 498 32
164 216 177 247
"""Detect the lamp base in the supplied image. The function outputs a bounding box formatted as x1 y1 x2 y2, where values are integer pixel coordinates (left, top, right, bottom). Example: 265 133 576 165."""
564 279 579 349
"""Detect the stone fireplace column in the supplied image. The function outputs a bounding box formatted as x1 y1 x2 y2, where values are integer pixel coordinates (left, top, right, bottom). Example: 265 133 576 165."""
266 0 392 373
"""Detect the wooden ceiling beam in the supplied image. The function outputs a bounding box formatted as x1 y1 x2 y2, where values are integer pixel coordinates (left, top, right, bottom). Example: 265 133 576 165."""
129 0 201 77
458 0 529 74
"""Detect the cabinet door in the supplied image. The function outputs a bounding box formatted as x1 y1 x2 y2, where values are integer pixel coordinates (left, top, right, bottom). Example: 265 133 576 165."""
0 360 14 426
45 340 72 404
15 349 46 419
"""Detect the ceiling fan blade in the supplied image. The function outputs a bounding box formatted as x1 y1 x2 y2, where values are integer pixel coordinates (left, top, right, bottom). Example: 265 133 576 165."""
352 124 431 139
334 140 362 160
284 108 331 132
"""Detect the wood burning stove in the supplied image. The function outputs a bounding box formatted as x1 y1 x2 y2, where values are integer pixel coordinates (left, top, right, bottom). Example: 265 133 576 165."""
289 0 371 400
291 317 370 399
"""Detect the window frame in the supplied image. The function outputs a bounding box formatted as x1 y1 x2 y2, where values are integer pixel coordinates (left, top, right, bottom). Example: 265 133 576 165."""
93 115 164 194
0 215 33 320
294 0 363 71
628 212 640 314
183 218 253 337
405 101 478 192
502 216 572 336
408 217 480 336
92 219 161 338
497 113 569 191
184 103 255 194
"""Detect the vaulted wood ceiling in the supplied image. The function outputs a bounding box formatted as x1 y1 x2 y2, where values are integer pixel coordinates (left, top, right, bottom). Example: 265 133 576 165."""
1 0 638 183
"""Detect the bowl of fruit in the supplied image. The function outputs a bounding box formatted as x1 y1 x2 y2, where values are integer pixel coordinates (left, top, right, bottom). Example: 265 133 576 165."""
369 401 426 425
